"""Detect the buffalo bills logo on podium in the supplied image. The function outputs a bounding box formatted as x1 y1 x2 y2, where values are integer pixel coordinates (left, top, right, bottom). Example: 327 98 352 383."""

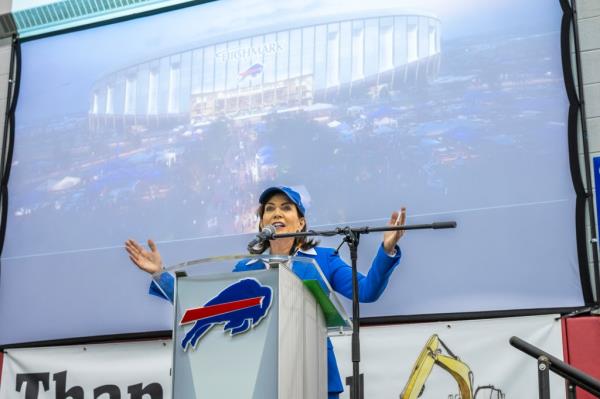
179 278 273 350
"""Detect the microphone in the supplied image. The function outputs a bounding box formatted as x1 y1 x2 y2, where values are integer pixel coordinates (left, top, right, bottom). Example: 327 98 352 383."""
247 225 277 251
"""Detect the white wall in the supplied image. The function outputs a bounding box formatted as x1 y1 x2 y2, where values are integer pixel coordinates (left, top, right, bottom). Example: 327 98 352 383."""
0 37 11 135
0 0 13 132
0 0 11 17
0 36 11 247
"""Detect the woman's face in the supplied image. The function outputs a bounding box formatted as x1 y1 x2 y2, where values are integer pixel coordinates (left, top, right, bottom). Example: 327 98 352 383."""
261 193 305 234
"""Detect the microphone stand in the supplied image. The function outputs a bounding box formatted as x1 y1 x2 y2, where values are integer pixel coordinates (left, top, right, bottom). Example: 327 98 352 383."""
272 220 456 399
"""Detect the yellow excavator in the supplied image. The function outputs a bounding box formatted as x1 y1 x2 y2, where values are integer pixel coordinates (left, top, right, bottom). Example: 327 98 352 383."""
399 334 504 399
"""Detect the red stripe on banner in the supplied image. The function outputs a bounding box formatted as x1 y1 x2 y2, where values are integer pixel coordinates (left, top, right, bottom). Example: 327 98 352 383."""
180 296 263 325
0 351 3 384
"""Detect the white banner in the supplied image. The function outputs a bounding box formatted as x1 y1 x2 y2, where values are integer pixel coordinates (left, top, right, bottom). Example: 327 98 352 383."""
0 315 565 399
331 314 566 398
0 339 171 399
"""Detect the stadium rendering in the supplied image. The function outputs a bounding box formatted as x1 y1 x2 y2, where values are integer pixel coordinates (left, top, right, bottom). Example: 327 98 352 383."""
89 9 441 130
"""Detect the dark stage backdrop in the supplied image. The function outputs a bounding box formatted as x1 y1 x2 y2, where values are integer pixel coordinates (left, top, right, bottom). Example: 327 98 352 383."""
0 0 580 345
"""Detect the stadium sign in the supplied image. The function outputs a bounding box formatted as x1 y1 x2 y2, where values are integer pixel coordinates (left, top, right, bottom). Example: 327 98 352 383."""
215 42 284 63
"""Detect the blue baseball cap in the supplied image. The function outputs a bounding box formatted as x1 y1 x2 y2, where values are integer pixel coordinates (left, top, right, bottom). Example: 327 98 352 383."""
259 186 306 216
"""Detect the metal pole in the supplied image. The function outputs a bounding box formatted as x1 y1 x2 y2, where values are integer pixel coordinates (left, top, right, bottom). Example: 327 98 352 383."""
348 230 362 399
566 381 577 399
538 356 551 399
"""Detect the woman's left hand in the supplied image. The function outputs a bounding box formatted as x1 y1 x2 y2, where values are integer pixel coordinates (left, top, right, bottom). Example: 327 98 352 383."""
383 207 406 255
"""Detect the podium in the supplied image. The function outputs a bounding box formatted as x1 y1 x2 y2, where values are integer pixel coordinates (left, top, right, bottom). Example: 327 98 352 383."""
163 255 351 399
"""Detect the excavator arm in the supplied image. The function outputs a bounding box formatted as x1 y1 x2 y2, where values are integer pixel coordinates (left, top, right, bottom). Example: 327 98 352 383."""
400 334 473 399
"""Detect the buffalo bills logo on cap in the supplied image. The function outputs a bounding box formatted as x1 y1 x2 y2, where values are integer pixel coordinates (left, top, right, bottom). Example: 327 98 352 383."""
179 278 273 350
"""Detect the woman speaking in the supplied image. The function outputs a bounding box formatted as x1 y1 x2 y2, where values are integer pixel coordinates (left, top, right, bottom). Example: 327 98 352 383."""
125 185 406 399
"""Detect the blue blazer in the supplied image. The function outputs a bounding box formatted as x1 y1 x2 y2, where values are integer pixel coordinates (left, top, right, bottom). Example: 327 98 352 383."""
149 243 401 394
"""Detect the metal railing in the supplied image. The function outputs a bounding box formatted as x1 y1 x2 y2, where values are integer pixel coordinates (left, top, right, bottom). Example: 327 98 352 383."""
510 336 600 398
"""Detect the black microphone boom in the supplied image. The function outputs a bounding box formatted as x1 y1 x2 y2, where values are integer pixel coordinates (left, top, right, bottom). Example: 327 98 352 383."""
432 221 456 229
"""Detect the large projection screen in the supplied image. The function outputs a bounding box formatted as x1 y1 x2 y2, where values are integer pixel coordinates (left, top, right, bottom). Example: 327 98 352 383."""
0 0 582 345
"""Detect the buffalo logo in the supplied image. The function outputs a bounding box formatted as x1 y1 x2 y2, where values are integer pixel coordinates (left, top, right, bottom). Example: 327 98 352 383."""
179 278 273 350
239 63 263 81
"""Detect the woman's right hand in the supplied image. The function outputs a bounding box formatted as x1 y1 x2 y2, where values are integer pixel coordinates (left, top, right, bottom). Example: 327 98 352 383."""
125 239 163 274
